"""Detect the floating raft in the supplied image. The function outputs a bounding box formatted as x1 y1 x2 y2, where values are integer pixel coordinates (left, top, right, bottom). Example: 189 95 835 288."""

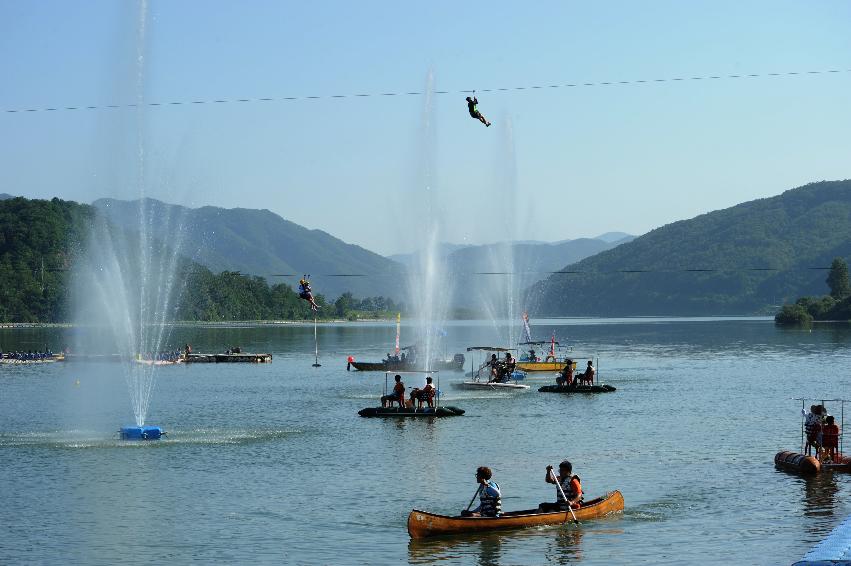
358 406 465 418
184 353 272 363
0 356 64 365
408 490 624 539
775 451 851 474
538 384 616 394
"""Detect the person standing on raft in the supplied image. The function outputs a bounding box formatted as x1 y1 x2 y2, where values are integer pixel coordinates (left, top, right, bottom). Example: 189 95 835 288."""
539 461 582 512
461 466 502 517
466 96 491 127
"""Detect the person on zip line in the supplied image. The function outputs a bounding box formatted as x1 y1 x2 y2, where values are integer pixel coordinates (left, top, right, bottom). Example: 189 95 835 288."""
466 96 491 127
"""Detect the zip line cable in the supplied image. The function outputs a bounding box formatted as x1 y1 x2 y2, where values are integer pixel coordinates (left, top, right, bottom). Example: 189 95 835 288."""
4 67 850 115
266 266 833 278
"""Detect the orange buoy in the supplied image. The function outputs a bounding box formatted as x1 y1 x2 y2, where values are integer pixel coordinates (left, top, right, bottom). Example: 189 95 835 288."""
774 451 821 474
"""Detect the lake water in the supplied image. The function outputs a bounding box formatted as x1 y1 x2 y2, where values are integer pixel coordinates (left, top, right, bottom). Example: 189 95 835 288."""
1 318 850 565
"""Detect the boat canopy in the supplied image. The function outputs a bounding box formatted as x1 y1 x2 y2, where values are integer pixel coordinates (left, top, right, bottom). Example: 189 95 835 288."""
518 341 560 346
466 346 515 352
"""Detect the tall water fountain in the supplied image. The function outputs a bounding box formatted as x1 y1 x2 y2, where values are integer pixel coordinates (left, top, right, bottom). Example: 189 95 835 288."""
405 71 451 369
73 0 185 438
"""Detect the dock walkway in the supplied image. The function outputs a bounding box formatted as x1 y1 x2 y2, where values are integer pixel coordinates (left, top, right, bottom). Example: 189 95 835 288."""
793 513 851 565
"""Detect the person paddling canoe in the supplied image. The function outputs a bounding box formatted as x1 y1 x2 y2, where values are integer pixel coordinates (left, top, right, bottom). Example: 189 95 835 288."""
461 466 502 517
539 460 582 512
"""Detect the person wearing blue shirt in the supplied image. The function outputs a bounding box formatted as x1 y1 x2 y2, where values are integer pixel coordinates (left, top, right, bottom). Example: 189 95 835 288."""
462 466 502 517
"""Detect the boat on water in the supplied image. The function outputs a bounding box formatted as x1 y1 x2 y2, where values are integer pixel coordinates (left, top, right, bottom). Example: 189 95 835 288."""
455 379 529 391
349 354 464 372
358 371 465 418
359 406 465 417
407 490 624 539
775 398 850 474
515 338 568 372
539 384 616 394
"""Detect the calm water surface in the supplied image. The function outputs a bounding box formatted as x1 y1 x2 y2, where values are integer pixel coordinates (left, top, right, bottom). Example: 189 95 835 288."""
1 318 850 565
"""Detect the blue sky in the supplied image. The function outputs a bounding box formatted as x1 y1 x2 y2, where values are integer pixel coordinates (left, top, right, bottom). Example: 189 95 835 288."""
1 1 850 254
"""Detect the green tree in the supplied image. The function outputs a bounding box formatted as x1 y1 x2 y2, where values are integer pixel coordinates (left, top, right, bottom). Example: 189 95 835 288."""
826 257 851 299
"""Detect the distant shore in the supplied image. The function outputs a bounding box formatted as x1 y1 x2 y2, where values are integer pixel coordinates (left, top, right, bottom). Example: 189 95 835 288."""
0 318 394 329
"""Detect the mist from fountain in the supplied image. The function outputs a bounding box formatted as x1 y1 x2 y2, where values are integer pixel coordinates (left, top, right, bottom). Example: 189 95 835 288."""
405 71 451 369
478 117 521 349
72 0 187 427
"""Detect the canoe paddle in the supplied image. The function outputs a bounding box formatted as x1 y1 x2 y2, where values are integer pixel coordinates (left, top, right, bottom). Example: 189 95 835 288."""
550 468 580 525
463 484 483 515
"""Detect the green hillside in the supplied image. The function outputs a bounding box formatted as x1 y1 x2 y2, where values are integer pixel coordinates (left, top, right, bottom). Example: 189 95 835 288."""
528 180 851 316
94 198 404 300
0 197 394 323
0 197 94 322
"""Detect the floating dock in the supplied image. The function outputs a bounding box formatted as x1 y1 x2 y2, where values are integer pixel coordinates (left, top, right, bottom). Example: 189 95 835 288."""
793 513 851 565
184 353 272 363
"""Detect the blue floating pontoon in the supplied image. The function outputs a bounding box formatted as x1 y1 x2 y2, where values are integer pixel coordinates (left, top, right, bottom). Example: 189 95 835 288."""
120 425 165 440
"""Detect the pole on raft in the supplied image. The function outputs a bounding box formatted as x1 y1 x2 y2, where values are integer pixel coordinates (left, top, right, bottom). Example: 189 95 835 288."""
841 400 845 458
801 399 805 454
312 317 321 367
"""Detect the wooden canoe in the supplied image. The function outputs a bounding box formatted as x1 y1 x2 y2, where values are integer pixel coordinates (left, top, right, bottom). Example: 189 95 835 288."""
407 490 624 539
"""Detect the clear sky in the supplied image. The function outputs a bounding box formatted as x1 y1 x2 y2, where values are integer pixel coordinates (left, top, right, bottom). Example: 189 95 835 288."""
1 1 850 255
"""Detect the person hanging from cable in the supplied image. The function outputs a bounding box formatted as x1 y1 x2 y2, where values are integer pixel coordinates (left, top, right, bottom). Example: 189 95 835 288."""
466 95 491 127
298 275 319 312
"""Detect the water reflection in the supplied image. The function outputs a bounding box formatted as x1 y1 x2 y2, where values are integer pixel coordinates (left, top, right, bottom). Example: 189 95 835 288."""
546 527 584 563
803 473 839 520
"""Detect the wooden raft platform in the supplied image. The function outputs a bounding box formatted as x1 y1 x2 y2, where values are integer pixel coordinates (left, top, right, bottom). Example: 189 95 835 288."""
185 353 272 364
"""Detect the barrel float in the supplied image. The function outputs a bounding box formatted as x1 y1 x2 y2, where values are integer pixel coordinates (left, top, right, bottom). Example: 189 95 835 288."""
774 451 821 474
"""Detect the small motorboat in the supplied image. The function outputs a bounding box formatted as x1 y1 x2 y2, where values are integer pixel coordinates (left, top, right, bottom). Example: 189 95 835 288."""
455 370 530 391
407 490 624 539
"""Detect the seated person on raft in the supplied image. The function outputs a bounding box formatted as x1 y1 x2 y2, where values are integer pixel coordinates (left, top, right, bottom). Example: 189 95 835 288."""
381 374 405 408
576 360 595 385
556 358 574 387
408 376 436 408
461 466 502 517
539 460 582 512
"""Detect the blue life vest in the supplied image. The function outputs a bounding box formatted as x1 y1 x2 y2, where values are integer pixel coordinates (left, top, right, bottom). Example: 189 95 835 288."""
479 480 502 517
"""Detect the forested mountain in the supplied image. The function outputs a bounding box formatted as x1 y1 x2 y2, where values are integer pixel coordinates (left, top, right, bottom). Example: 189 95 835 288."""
0 197 94 322
0 197 395 323
94 198 405 300
529 180 851 316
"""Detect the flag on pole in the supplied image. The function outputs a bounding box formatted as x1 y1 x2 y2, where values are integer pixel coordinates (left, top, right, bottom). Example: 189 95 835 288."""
522 312 533 343
395 313 401 354
550 333 556 358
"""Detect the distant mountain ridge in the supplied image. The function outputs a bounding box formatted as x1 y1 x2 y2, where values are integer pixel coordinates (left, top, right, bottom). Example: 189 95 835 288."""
94 198 404 300
529 180 851 316
0 193 15 200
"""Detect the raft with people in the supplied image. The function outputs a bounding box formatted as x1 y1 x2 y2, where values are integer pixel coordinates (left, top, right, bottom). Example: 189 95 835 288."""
407 490 624 539
774 398 851 475
359 371 465 418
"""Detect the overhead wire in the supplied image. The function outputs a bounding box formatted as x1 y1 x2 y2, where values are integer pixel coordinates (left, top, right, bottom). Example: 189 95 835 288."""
266 266 833 278
3 67 850 115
